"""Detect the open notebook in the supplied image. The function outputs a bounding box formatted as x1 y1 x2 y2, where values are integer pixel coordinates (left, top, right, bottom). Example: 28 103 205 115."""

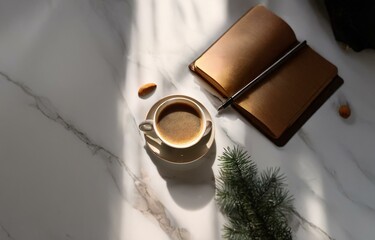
189 5 343 146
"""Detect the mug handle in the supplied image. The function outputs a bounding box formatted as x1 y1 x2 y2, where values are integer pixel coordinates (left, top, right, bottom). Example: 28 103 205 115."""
203 120 213 136
139 119 154 133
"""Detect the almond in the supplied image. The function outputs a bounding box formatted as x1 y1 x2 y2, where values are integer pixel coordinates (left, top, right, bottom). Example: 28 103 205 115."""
339 104 351 119
138 83 157 97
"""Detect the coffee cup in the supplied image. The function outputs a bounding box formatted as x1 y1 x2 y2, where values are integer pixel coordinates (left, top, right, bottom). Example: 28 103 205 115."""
139 96 212 149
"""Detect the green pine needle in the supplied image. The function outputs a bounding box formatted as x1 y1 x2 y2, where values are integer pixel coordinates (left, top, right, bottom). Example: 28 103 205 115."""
216 146 294 240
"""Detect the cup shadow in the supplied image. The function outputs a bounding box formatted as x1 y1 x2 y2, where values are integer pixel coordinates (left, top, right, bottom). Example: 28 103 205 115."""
145 140 217 210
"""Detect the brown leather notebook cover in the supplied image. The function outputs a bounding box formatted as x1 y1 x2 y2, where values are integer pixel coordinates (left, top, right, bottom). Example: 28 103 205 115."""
189 5 343 146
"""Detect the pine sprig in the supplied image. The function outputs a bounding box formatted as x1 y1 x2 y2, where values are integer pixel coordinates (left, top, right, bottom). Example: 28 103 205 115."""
216 146 294 240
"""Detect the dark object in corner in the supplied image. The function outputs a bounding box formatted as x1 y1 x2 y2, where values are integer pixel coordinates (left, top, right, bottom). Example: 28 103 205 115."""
324 0 375 51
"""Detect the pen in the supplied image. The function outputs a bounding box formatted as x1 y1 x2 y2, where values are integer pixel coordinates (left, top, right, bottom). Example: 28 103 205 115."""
217 40 307 111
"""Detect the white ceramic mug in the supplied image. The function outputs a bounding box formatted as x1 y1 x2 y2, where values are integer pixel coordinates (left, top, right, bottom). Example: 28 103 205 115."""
139 97 212 149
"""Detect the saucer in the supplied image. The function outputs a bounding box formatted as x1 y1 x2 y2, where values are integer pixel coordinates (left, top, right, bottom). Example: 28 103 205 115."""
144 95 215 166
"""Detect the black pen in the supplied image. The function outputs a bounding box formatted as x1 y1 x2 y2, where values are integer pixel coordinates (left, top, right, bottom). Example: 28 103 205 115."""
217 40 307 111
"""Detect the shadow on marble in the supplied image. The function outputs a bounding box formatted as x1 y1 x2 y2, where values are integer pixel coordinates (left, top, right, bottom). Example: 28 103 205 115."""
145 141 217 210
227 0 259 24
0 0 134 238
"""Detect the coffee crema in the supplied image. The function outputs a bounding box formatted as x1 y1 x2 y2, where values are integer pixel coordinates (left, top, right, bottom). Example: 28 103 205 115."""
156 102 203 146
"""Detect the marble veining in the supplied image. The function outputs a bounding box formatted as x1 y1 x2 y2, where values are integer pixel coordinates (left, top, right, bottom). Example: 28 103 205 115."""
0 223 14 240
0 71 186 239
299 130 375 215
0 71 123 192
290 210 335 240
1 0 375 239
134 177 190 240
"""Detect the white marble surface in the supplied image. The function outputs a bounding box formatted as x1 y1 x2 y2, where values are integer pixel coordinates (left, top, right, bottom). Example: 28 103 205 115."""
1 0 375 239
